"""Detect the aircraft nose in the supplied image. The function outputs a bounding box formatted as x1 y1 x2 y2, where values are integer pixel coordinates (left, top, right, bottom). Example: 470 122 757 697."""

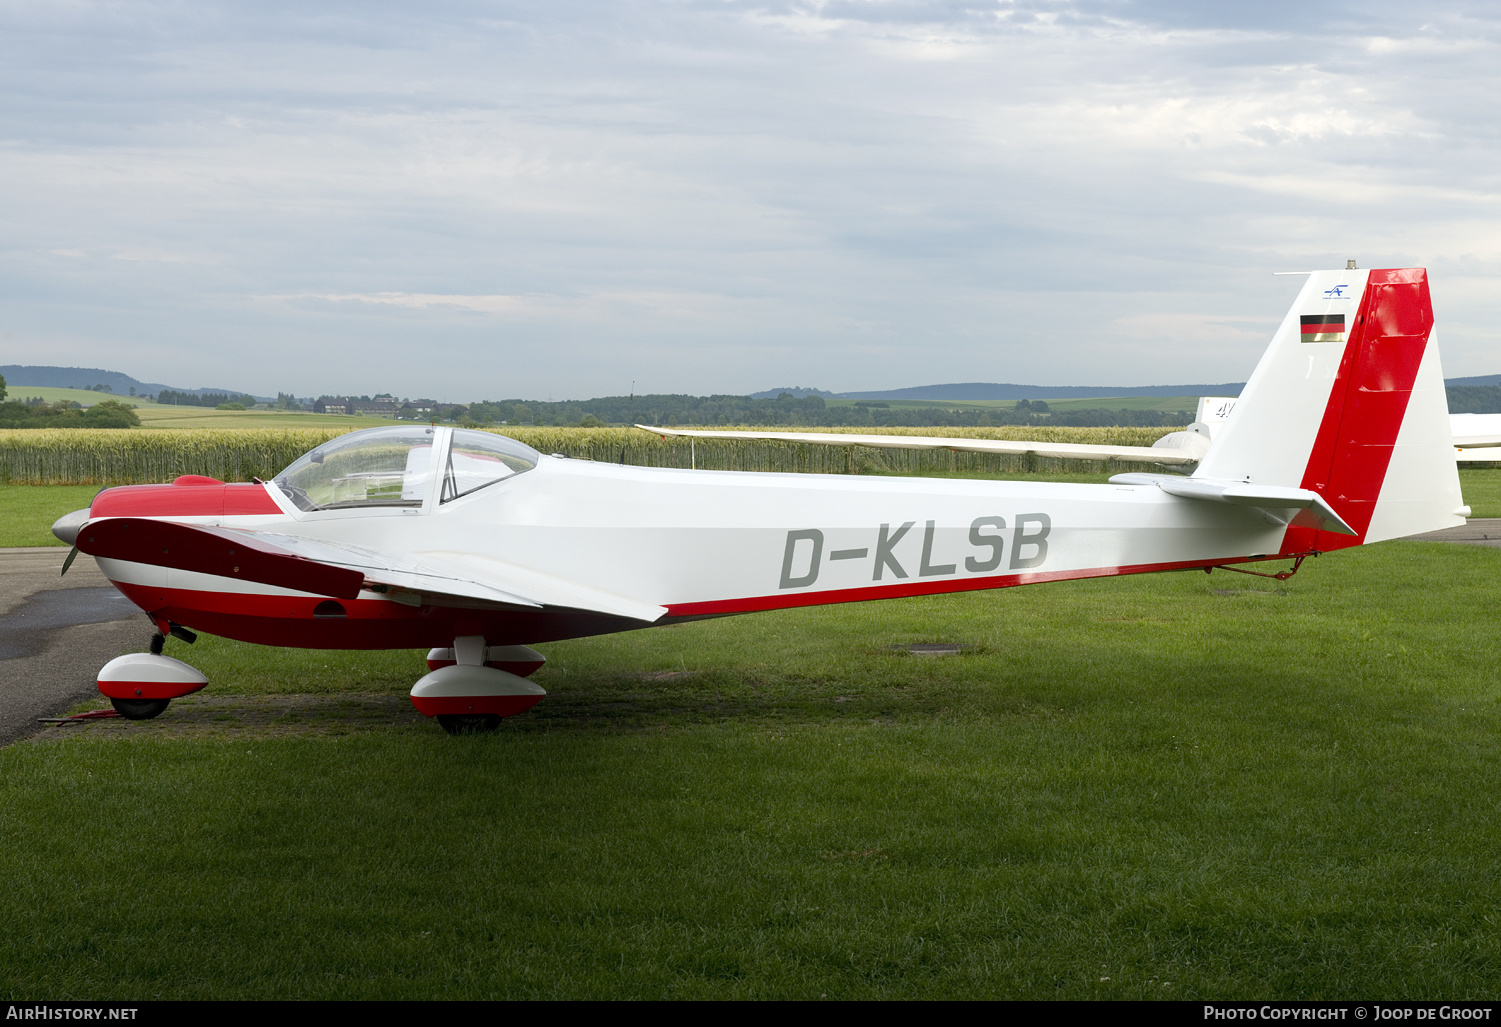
51 507 90 546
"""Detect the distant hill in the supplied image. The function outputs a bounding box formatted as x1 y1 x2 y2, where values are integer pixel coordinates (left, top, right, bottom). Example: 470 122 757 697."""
0 365 262 400
748 387 840 399
837 382 1248 401
9 363 1499 410
757 376 1501 402
751 382 1248 401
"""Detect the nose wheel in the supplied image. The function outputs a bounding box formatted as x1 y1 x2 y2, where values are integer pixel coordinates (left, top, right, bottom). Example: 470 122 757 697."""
436 713 502 736
109 697 172 720
96 648 209 720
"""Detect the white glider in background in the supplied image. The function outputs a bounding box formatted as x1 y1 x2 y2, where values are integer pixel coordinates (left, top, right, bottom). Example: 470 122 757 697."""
55 268 1465 735
1450 413 1501 461
638 395 1256 472
645 390 1501 471
634 424 1214 467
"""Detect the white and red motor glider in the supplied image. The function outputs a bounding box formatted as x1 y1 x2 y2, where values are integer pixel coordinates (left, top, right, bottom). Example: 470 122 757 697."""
53 268 1466 734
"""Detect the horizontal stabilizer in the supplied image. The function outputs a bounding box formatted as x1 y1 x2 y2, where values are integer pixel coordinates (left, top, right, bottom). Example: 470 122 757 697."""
637 425 1200 466
1109 473 1357 535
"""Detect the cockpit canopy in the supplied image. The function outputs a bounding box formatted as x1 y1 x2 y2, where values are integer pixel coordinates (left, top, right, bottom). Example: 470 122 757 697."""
274 426 539 511
440 430 540 502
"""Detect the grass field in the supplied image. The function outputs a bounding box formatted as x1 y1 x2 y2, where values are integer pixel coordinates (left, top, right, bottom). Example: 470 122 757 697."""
132 407 404 430
0 485 104 546
3 480 1501 997
1 386 151 407
1459 468 1501 517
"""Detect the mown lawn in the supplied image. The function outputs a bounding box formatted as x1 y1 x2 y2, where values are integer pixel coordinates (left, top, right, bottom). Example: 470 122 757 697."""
0 484 103 547
1457 467 1501 517
3 538 1500 999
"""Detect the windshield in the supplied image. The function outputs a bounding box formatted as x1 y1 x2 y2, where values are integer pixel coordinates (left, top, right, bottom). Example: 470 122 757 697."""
440 429 540 503
274 427 440 511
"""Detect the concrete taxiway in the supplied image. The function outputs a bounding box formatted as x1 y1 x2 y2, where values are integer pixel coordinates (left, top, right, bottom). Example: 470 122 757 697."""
1403 517 1501 546
0 547 148 747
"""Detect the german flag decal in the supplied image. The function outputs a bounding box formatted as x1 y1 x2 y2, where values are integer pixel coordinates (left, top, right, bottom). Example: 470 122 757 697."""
1300 314 1345 343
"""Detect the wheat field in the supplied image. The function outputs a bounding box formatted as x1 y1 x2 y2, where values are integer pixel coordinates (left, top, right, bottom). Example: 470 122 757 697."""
0 425 1178 485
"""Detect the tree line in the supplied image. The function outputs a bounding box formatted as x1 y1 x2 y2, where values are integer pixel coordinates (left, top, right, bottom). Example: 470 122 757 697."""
1446 387 1501 414
457 392 1196 428
452 385 1501 428
155 390 260 408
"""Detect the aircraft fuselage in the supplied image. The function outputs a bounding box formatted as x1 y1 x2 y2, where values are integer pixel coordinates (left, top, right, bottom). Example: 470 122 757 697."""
89 457 1298 649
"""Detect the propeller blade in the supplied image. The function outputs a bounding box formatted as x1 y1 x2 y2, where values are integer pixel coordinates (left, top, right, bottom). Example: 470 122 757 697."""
60 545 79 577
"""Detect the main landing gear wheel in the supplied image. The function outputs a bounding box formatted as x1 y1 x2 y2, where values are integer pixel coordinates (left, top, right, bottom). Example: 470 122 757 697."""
437 713 502 736
109 697 171 720
410 652 549 733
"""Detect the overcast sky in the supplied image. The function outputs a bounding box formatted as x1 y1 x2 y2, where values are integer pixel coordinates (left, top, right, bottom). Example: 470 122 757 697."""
1 1 1497 400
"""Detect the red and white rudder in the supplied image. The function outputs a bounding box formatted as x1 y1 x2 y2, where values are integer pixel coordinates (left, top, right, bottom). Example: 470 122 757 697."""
1193 267 1465 552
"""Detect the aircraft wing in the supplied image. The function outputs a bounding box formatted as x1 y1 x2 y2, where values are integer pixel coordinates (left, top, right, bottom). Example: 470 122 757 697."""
643 414 1501 470
75 517 666 623
1451 414 1501 462
1451 414 1501 449
636 425 1207 466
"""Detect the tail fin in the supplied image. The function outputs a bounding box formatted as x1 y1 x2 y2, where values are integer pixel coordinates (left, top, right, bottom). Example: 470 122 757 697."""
1194 268 1463 551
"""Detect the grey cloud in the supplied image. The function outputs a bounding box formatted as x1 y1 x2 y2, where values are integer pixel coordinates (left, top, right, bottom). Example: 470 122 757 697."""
0 1 1497 398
